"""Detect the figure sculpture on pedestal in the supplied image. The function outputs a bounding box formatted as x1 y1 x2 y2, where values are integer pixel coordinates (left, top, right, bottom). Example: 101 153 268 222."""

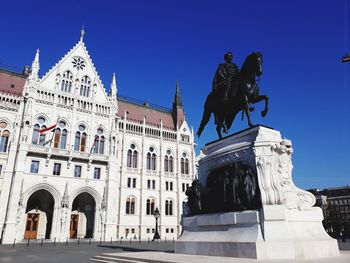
185 179 202 215
197 52 269 139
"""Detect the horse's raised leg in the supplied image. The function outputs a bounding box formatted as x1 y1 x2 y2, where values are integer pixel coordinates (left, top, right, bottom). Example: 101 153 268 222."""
244 95 253 127
250 95 269 117
257 95 269 117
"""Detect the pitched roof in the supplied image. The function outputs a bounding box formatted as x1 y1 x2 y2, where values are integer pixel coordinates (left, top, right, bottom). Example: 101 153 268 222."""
0 68 27 97
117 96 176 130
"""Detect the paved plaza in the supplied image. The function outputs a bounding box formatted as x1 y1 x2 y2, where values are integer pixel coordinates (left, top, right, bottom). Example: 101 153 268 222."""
0 239 349 263
0 240 173 263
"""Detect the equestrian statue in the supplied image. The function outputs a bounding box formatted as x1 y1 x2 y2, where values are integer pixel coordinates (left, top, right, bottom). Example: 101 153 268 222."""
197 52 269 139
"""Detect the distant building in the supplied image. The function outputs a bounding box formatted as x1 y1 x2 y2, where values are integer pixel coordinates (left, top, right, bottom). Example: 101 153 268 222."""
0 31 195 244
308 186 350 238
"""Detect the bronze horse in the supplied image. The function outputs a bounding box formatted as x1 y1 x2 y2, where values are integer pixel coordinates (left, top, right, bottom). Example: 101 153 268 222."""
197 52 269 139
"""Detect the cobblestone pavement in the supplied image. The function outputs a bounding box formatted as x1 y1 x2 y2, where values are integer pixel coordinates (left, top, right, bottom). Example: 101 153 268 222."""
0 240 174 263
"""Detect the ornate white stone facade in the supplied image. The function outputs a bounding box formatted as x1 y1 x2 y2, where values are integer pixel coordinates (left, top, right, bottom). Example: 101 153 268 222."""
0 35 195 244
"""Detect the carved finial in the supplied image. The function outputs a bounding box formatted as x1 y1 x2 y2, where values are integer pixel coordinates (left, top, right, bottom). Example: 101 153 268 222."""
80 26 85 42
110 72 117 99
29 49 40 82
61 182 69 208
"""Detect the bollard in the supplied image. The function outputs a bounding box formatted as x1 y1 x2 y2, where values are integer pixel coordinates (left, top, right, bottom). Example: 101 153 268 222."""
27 238 30 247
110 237 112 244
66 237 68 246
89 238 91 245
12 239 16 247
78 238 80 245
130 237 132 244
41 238 43 246
139 237 141 244
53 237 56 246
99 237 102 245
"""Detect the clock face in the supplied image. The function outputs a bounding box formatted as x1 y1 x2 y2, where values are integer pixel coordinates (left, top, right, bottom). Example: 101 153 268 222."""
72 57 86 70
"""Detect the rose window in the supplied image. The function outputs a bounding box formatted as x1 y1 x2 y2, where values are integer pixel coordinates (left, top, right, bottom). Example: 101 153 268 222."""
72 57 86 70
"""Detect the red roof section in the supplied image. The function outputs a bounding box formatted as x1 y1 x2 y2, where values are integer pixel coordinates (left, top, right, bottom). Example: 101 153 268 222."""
0 68 27 97
117 99 176 130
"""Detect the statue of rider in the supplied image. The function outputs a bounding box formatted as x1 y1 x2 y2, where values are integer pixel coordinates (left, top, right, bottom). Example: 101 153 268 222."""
212 52 240 103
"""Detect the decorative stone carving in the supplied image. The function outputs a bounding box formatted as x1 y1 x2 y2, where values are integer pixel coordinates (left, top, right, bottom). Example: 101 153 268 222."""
16 180 24 225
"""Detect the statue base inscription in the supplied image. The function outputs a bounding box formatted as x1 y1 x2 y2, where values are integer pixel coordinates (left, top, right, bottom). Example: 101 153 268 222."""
175 125 339 259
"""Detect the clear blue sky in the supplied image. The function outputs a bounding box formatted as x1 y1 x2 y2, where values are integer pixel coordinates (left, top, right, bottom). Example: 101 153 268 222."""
0 0 349 190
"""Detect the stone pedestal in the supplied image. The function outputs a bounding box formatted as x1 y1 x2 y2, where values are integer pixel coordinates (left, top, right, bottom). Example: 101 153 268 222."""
175 125 339 259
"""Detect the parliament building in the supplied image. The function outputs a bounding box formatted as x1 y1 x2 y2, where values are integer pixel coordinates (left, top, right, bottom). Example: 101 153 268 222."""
0 32 195 244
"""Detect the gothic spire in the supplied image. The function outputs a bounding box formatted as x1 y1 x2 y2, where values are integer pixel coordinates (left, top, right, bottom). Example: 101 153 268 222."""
110 72 117 99
172 80 185 128
173 80 183 107
29 49 40 82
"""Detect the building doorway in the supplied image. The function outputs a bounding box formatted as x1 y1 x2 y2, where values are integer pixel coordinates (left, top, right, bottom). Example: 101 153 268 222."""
71 192 96 238
25 189 54 239
24 213 40 239
70 214 79 238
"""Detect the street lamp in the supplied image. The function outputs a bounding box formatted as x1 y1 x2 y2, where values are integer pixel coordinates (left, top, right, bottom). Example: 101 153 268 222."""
152 208 160 241
342 54 350 63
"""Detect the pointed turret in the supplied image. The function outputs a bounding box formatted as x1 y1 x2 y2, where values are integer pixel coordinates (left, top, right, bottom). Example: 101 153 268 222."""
61 183 69 208
173 80 183 107
110 72 117 99
29 49 40 82
172 80 185 129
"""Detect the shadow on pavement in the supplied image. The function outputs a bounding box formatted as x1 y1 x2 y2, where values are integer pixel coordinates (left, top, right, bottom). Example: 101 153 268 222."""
98 245 174 253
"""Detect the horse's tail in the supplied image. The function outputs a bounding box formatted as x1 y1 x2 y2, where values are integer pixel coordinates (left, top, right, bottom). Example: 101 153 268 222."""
197 93 214 138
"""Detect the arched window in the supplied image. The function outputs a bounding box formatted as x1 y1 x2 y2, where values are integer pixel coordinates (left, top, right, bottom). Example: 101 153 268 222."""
60 70 73 92
181 153 189 175
146 198 155 215
74 125 87 152
53 121 67 149
126 197 135 215
93 128 105 154
32 117 47 145
80 76 91 97
0 122 10 152
127 143 138 168
165 199 173 216
146 147 156 170
164 149 173 173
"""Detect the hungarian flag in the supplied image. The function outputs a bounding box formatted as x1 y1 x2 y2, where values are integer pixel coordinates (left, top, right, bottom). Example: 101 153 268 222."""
39 123 57 134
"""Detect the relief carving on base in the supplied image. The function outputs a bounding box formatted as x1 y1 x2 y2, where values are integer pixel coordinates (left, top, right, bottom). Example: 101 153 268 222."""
268 139 315 210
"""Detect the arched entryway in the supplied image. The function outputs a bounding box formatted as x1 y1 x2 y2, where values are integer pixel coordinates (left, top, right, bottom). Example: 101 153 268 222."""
70 192 96 239
24 189 55 239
